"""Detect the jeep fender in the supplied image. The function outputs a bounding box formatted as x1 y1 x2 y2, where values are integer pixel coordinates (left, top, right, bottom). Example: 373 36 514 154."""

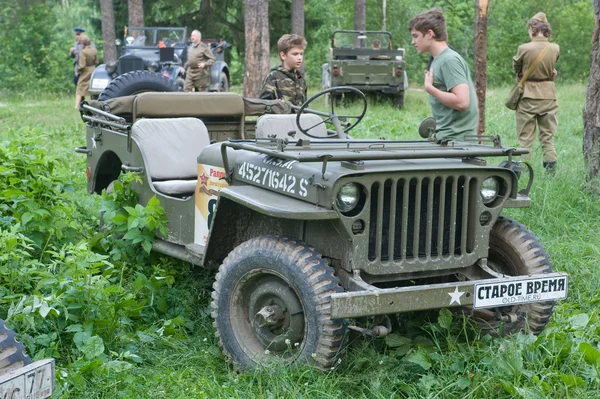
203 185 338 265
209 61 229 91
89 64 112 96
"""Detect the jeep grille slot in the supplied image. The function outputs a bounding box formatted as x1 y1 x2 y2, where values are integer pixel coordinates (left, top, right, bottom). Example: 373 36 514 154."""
119 57 145 75
368 175 474 262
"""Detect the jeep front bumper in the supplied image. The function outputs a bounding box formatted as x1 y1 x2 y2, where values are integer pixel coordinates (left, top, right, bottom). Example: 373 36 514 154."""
330 272 568 319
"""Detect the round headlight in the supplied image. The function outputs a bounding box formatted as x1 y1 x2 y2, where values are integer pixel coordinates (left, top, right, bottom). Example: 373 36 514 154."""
106 61 117 73
148 61 159 72
480 177 499 203
336 183 360 213
115 39 122 46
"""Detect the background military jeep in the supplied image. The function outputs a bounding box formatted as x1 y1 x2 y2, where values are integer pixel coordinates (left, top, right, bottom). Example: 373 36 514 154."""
76 88 567 369
322 30 408 107
89 27 231 100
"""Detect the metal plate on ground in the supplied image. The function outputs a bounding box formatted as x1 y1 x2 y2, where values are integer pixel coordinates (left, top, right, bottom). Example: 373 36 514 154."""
474 274 568 309
0 359 54 399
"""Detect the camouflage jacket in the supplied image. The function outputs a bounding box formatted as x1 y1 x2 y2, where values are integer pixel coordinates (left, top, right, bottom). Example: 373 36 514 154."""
259 66 307 106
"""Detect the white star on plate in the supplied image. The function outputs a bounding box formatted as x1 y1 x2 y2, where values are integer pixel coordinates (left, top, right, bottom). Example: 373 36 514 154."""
448 287 465 305
92 137 97 149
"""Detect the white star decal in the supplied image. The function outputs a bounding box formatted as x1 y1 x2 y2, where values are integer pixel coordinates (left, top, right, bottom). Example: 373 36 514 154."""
92 137 97 149
448 287 465 305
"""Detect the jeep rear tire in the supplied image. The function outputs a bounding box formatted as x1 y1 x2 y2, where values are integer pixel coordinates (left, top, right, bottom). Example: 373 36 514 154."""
392 91 405 108
211 235 346 369
0 319 32 375
218 72 229 92
98 71 181 100
473 216 554 336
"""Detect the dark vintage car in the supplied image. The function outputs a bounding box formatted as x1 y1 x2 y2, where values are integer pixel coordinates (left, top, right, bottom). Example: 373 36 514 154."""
89 27 230 100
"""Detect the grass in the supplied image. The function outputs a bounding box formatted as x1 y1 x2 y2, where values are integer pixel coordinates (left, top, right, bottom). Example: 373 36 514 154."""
1 85 599 398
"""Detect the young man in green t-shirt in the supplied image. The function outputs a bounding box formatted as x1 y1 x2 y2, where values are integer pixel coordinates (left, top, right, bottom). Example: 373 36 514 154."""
409 8 478 141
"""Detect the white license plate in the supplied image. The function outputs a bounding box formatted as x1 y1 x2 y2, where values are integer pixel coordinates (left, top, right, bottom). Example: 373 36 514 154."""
0 359 54 399
91 78 109 90
474 275 568 309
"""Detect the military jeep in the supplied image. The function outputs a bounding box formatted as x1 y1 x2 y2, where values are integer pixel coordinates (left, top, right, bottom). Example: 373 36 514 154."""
322 30 408 107
89 27 231 100
76 88 567 370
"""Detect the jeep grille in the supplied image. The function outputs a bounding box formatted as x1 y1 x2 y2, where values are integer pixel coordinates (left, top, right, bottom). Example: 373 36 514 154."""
119 57 144 74
367 175 476 262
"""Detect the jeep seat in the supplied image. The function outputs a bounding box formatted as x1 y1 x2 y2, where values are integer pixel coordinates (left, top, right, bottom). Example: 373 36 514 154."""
131 117 210 197
255 114 328 140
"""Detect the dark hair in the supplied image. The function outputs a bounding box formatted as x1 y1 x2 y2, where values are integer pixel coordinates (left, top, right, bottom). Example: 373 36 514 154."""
408 8 448 42
528 20 552 37
371 39 381 49
277 34 307 55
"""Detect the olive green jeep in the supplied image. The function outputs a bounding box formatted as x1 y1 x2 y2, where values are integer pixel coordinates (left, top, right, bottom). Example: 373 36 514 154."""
322 31 407 107
76 88 567 370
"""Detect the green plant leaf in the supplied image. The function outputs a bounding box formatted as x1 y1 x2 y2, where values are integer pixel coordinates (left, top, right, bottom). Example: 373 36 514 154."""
578 342 600 365
82 336 105 359
437 308 452 330
406 349 431 371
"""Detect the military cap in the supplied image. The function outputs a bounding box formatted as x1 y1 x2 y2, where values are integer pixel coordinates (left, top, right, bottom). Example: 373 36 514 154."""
531 12 548 23
74 27 85 33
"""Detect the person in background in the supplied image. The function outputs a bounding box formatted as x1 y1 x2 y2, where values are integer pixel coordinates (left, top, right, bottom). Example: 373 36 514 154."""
409 8 478 142
75 34 98 109
513 12 560 173
180 30 215 92
69 28 95 86
260 34 307 106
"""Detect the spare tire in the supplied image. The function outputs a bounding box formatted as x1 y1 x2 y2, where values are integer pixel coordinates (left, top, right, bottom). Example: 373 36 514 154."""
99 70 181 100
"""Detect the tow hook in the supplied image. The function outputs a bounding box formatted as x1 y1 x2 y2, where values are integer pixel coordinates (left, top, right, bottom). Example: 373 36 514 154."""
348 315 392 338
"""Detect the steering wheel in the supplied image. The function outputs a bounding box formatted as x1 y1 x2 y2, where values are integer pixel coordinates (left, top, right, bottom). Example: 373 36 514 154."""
295 86 367 139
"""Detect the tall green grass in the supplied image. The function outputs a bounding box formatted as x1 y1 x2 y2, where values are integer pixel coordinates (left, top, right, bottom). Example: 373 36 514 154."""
0 85 598 398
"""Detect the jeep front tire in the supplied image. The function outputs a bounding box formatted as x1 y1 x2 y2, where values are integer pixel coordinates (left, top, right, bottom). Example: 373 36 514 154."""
211 235 346 369
473 216 555 336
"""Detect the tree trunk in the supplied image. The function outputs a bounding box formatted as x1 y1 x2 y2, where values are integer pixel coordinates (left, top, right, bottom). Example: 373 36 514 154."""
128 0 144 28
474 0 488 137
291 0 304 37
243 0 269 98
584 0 600 192
382 0 387 31
354 0 366 31
99 0 117 62
201 0 214 37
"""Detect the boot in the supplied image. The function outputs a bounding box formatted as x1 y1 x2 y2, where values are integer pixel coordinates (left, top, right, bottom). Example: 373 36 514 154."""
543 161 556 174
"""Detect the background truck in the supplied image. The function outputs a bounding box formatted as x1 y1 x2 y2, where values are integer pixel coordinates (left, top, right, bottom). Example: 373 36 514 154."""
322 30 408 107
88 27 230 100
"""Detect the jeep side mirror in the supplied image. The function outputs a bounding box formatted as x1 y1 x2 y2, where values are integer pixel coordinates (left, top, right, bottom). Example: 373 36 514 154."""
418 117 436 139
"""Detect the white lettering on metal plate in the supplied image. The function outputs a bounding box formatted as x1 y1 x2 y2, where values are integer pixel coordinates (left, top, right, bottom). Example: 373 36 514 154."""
473 275 568 309
238 161 308 197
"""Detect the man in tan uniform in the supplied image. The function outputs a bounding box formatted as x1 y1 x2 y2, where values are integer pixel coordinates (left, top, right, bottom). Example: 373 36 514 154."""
513 12 560 172
181 30 215 92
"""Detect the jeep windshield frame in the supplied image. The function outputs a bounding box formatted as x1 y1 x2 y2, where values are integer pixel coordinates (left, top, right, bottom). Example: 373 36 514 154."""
332 30 393 49
124 27 187 48
221 138 528 182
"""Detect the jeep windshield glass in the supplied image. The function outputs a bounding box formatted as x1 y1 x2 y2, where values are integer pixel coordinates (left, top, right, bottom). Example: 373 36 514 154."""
125 28 187 48
332 32 392 50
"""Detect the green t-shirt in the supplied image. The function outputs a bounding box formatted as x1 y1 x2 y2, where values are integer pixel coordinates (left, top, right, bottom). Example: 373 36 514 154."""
429 48 478 141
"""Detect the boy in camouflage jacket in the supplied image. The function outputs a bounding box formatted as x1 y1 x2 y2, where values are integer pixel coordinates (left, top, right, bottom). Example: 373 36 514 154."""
260 34 307 106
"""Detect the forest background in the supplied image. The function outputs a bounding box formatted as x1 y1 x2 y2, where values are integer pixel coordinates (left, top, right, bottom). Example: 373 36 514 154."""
0 0 594 94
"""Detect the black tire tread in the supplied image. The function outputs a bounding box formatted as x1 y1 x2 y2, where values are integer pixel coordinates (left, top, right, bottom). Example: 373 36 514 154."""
479 216 554 336
211 235 345 369
0 319 32 376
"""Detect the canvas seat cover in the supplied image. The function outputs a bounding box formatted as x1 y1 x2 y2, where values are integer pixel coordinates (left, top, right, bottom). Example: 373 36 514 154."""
131 117 210 196
255 114 328 140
